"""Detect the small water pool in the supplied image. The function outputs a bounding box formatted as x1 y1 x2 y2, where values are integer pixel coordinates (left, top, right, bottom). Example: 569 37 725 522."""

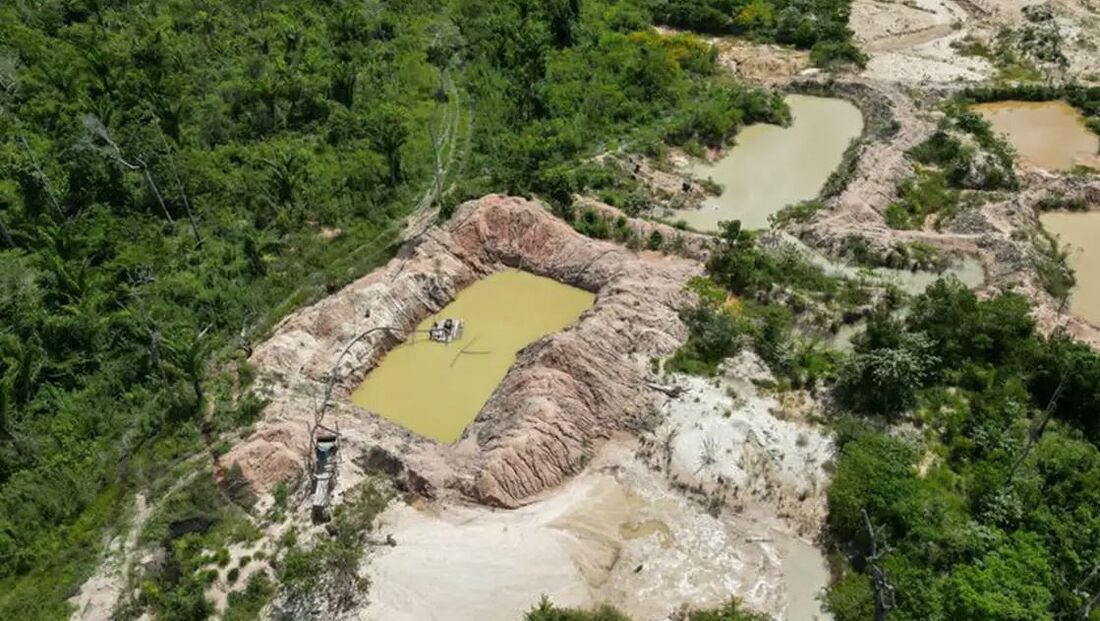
351 270 594 443
974 100 1099 171
670 95 864 231
1041 211 1100 326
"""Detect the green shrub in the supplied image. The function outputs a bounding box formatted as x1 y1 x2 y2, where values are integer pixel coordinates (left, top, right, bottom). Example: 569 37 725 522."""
810 41 868 69
647 229 665 250
769 200 823 227
224 573 274 621
883 170 961 230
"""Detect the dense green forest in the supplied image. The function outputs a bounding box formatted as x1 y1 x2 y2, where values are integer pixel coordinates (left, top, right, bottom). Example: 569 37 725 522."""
0 0 814 619
825 282 1100 620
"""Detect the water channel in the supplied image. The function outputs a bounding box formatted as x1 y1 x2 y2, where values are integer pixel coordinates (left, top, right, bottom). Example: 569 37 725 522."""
351 270 594 443
670 95 864 231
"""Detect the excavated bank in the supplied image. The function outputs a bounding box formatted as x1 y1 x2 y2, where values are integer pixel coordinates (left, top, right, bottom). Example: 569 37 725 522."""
222 195 703 508
789 77 1100 345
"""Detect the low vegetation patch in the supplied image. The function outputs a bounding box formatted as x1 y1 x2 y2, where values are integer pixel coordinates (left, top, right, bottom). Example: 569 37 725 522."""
769 199 822 227
275 478 392 615
908 106 1017 191
1034 228 1077 301
884 105 1018 231
524 597 769 620
669 221 886 387
647 0 866 69
1036 192 1090 212
223 573 274 621
883 169 963 230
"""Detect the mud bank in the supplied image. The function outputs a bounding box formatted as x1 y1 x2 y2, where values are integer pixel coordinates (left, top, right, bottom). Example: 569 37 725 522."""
223 195 703 508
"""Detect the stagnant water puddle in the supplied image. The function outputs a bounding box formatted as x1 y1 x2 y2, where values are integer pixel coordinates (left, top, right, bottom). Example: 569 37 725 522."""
1041 211 1100 326
780 233 986 295
670 95 864 231
618 518 673 547
823 253 985 352
351 270 593 443
974 100 1100 171
776 234 987 351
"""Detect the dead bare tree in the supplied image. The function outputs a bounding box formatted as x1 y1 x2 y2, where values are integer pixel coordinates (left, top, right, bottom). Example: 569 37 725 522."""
81 114 175 227
159 133 202 244
862 508 896 621
0 55 17 98
0 217 13 248
1074 563 1100 618
0 55 19 119
1006 296 1071 484
137 298 164 377
237 319 253 358
124 267 164 377
426 75 446 209
17 134 64 220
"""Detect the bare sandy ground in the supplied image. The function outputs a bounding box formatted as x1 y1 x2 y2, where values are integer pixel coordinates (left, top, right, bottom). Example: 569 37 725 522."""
361 353 835 621
854 0 996 82
856 0 1100 83
69 468 204 621
362 442 828 621
68 494 150 621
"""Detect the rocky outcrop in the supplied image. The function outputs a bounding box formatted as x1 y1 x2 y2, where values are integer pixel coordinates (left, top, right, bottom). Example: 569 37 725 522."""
224 195 702 507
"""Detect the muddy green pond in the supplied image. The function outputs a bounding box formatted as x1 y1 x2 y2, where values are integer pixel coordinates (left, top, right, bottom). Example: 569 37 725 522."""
671 95 864 231
351 270 594 443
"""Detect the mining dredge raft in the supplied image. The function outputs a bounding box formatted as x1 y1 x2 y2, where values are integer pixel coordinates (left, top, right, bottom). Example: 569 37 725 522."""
428 318 462 343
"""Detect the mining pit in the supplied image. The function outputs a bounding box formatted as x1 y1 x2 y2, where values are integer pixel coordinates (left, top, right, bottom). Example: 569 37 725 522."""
350 269 594 444
223 194 703 509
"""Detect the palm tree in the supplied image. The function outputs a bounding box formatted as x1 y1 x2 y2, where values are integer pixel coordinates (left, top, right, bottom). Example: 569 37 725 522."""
164 326 212 412
368 104 408 186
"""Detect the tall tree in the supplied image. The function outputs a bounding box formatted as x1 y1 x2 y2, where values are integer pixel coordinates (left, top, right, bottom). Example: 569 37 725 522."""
546 0 582 47
368 103 409 186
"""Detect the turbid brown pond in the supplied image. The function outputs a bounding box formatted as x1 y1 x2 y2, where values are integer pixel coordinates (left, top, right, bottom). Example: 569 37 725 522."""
1041 211 1100 326
974 100 1099 171
351 270 594 443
